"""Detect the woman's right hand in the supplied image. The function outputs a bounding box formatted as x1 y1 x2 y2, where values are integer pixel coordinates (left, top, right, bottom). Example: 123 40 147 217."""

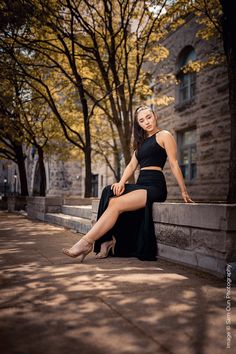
181 191 195 203
111 181 125 196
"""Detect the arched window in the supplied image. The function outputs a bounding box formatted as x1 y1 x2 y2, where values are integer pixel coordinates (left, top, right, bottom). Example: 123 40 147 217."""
176 46 196 105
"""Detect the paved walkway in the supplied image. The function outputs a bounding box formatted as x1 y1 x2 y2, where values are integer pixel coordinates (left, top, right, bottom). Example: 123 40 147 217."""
0 211 234 354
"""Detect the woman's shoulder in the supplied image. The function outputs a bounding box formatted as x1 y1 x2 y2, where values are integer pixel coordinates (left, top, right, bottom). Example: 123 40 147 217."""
155 129 174 140
157 129 172 136
155 130 175 149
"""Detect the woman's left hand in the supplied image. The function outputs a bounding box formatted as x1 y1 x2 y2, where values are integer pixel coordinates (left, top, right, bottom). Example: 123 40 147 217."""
182 191 195 203
111 181 125 196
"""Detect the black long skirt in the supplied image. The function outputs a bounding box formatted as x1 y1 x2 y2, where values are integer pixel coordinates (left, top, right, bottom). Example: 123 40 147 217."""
93 170 167 261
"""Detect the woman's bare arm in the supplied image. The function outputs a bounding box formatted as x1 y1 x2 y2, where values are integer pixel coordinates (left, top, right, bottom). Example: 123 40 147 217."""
119 152 139 184
111 152 138 196
161 131 194 203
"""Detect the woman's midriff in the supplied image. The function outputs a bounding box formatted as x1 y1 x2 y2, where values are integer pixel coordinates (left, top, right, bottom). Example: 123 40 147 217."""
140 166 162 171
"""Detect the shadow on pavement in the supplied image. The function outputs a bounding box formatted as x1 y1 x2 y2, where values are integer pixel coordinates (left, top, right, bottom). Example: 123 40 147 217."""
0 212 232 354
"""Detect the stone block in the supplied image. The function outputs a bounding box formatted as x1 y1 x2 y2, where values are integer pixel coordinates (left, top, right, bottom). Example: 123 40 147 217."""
195 252 226 276
62 205 92 219
226 262 236 282
92 199 100 225
92 199 100 213
47 205 61 213
63 196 93 205
157 243 198 267
227 205 236 230
158 243 226 277
7 196 27 212
155 223 191 249
45 213 91 234
191 229 227 254
27 210 45 222
27 196 62 220
153 202 236 278
152 203 236 231
225 232 236 260
0 197 7 210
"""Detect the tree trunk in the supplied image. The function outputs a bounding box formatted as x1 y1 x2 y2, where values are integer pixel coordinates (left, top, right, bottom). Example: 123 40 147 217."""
221 0 236 203
15 145 28 196
117 124 135 183
37 146 46 196
114 148 121 182
84 145 92 197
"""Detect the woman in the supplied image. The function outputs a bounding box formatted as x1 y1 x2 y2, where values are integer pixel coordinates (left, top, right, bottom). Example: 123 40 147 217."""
63 105 193 262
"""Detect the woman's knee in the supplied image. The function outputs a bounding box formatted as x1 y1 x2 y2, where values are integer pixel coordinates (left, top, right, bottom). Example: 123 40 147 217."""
108 197 121 212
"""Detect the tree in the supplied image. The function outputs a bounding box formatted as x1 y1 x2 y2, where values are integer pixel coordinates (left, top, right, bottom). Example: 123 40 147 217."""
0 73 29 196
0 0 94 196
54 0 169 167
0 0 172 190
0 48 67 196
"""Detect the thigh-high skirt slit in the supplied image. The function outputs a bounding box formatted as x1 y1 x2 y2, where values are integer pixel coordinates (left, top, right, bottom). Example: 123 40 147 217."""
93 170 167 261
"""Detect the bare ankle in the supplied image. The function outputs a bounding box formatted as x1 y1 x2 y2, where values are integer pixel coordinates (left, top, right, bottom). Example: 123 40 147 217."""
82 236 94 245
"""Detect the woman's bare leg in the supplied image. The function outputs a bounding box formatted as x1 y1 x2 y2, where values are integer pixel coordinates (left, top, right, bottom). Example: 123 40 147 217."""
68 189 147 254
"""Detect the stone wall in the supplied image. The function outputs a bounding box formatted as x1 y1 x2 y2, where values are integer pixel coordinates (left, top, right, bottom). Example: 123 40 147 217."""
23 146 116 198
150 15 230 202
152 202 236 278
25 151 83 197
47 158 83 196
27 196 62 221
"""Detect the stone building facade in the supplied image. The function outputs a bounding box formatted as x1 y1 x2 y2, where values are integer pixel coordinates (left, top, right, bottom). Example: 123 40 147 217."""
0 148 115 198
26 154 83 197
151 14 230 202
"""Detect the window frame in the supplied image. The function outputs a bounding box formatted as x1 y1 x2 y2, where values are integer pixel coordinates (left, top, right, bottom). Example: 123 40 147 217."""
175 46 197 109
177 129 197 183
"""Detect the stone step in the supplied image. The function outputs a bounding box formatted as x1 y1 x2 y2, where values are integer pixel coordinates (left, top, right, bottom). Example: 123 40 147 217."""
63 197 93 206
45 213 92 234
62 205 92 219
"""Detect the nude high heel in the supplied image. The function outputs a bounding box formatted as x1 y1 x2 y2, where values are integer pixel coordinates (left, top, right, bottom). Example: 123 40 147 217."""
62 236 94 263
95 236 116 259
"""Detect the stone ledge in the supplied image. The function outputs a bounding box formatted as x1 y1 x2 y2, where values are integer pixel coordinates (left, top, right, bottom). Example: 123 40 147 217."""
152 203 236 231
92 200 236 278
45 213 91 234
27 196 63 206
62 205 92 219
157 243 227 278
153 202 236 279
27 196 63 221
63 196 93 205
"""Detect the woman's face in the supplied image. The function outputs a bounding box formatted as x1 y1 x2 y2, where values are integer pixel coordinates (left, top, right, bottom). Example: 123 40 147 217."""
136 108 157 134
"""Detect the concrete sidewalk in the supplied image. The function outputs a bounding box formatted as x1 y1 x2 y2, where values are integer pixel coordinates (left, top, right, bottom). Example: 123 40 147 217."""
0 211 234 354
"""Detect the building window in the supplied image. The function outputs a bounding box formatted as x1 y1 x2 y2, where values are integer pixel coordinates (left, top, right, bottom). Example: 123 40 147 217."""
178 129 197 181
176 46 196 105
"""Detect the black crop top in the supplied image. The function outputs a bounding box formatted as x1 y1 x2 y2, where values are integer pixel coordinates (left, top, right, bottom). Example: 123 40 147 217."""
135 131 167 169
